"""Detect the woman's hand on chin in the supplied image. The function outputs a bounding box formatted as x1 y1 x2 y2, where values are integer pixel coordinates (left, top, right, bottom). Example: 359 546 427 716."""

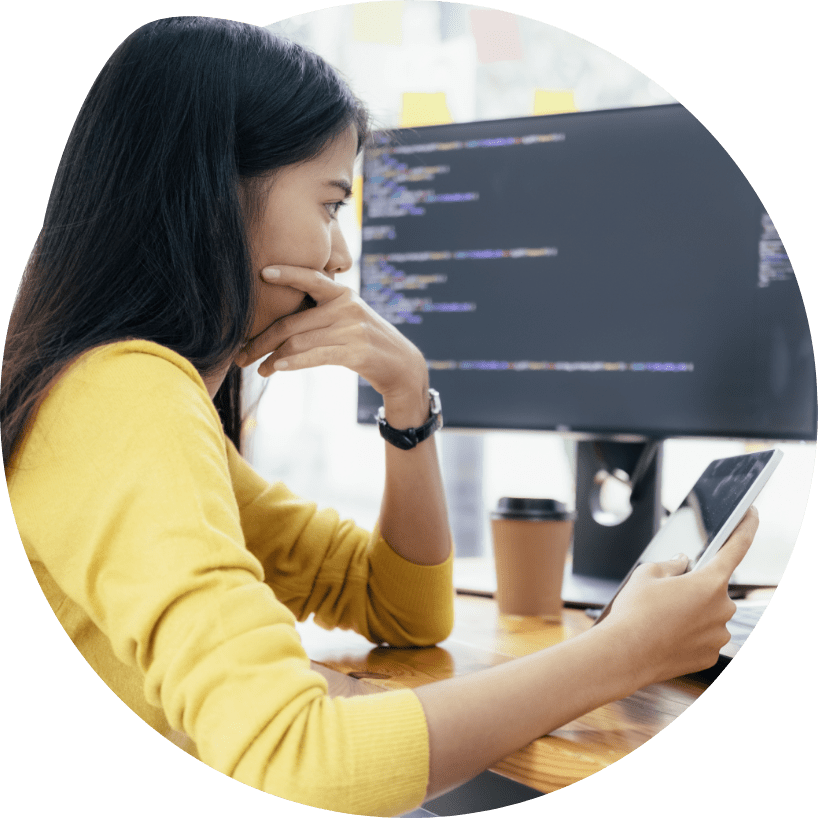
235 265 428 400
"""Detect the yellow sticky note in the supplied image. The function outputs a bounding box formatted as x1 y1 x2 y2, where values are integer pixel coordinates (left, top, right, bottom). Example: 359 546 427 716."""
353 1 404 46
533 90 577 116
352 175 363 227
400 92 454 128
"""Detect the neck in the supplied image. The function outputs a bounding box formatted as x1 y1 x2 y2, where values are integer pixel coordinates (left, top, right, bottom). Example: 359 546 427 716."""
203 362 232 399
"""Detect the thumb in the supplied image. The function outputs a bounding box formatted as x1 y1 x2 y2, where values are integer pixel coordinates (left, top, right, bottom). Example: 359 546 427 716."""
700 506 759 580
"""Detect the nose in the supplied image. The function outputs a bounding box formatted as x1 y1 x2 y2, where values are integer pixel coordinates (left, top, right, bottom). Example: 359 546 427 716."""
324 220 353 278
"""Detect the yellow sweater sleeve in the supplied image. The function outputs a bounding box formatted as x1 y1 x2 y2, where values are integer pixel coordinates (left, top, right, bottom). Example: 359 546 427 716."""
7 341 431 816
227 444 454 647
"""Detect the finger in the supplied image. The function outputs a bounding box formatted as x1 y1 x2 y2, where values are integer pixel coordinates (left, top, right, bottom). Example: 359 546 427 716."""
258 344 352 377
701 506 759 580
256 325 348 376
653 552 690 578
239 299 342 366
261 265 343 304
239 292 353 369
628 552 688 584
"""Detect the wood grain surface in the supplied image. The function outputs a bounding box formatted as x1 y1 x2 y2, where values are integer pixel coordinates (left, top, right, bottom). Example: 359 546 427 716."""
298 594 707 793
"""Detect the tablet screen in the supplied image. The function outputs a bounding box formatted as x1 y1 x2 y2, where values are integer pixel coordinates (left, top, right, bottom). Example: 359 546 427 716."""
672 449 777 565
594 449 780 623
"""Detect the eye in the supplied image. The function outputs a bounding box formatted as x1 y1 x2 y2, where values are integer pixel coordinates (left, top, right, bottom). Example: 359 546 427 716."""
324 200 349 219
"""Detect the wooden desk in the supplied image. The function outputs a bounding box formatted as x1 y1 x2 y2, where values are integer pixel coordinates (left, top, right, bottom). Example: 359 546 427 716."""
296 593 708 794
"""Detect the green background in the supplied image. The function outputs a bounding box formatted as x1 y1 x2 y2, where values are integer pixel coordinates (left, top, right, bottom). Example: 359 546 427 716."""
0 0 818 818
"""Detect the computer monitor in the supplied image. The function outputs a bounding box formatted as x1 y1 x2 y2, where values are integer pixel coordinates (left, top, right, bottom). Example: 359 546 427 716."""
357 104 816 601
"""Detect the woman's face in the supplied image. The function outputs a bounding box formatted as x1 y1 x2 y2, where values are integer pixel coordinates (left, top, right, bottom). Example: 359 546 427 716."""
245 125 357 341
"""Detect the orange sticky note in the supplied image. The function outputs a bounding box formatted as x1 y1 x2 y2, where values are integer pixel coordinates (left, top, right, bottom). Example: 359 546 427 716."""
353 1 404 46
533 90 577 116
400 92 454 128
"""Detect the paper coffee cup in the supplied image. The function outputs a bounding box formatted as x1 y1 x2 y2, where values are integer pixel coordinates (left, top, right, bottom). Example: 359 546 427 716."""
491 498 575 617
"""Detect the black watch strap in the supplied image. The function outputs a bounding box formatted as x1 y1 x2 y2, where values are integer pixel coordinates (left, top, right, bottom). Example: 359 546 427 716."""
376 388 443 450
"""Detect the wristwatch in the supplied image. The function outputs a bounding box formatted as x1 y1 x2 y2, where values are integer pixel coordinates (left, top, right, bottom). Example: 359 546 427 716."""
376 388 443 450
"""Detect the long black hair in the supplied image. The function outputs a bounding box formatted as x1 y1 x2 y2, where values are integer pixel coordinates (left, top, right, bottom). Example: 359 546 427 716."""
1 16 370 464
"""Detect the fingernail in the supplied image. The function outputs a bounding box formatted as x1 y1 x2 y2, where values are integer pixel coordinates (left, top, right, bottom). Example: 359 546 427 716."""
273 360 289 370
262 267 281 280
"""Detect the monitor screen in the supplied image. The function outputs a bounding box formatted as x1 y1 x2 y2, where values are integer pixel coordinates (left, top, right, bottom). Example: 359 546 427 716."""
357 104 816 441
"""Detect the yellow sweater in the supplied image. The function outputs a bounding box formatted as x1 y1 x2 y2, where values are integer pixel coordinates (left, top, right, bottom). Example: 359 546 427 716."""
6 340 454 816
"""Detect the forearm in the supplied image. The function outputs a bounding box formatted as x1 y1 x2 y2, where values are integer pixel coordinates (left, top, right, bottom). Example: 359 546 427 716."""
414 619 644 799
377 367 451 566
238 266 452 566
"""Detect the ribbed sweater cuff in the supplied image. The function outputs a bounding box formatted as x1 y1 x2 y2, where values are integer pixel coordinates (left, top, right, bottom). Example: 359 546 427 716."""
341 688 430 816
369 531 455 617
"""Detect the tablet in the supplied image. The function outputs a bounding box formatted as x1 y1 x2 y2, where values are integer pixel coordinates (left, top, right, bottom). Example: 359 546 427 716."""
594 448 783 625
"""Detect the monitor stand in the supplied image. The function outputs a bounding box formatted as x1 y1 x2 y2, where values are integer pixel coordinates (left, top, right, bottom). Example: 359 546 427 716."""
562 439 665 608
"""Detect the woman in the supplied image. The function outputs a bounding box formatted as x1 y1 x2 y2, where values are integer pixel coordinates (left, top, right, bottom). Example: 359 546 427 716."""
1 17 756 817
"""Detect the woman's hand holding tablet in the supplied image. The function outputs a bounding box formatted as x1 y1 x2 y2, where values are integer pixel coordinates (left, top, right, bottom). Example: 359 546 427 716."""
597 507 759 682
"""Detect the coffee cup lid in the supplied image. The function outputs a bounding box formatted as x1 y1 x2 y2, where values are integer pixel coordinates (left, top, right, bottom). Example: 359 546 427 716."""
491 497 575 521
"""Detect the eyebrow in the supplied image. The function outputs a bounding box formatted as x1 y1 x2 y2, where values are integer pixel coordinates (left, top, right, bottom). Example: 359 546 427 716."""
324 179 353 198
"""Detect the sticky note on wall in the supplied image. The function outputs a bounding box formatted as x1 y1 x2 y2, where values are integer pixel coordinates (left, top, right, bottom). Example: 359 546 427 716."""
352 175 363 227
469 9 524 63
533 90 577 116
353 1 404 46
400 92 454 128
